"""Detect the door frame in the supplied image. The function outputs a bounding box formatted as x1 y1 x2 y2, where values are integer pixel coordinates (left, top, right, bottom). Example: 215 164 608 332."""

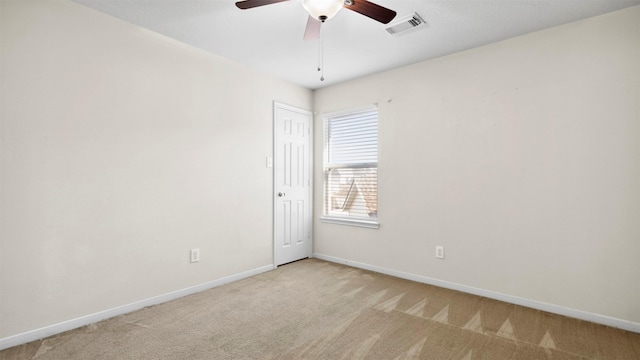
273 101 313 267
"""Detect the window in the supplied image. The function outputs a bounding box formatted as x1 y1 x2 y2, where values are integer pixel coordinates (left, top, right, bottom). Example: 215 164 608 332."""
321 107 379 228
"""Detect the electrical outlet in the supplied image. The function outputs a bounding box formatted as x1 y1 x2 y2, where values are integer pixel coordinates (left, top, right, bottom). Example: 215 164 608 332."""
190 248 200 263
435 246 445 259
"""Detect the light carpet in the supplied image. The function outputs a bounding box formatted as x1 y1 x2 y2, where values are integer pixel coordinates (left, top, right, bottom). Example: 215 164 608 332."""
2 259 639 359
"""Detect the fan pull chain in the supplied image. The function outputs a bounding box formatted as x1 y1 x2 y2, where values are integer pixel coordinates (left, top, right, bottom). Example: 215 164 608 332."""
318 26 324 81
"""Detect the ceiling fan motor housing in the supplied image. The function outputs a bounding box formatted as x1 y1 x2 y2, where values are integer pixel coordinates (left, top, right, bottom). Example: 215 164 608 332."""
235 0 398 27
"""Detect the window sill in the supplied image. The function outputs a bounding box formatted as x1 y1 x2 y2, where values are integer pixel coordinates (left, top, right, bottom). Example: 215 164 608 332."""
319 216 380 229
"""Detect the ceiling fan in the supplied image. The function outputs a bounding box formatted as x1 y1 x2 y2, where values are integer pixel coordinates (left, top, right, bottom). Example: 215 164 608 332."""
235 0 397 40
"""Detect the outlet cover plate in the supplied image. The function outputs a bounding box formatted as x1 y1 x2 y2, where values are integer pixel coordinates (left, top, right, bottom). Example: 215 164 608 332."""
190 248 200 263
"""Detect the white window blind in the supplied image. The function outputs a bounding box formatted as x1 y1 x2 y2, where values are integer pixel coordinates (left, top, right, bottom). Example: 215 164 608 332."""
323 108 378 225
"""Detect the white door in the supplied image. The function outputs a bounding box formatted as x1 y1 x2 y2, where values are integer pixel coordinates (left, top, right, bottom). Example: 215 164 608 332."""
274 102 312 266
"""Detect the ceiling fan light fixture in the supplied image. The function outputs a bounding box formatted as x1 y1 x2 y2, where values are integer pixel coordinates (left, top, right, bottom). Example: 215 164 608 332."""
302 0 344 22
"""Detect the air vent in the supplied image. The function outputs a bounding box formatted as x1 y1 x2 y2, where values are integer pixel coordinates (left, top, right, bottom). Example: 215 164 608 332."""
385 13 427 36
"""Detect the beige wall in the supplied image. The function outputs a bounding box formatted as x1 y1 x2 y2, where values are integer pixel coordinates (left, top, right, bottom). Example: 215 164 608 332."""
314 6 640 325
0 0 312 338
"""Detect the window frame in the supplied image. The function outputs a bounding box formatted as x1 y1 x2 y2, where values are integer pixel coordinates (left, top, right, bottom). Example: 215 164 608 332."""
319 105 380 229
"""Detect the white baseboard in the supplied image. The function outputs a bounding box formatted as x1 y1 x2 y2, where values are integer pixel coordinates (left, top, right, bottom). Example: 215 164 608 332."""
312 253 640 334
0 264 275 351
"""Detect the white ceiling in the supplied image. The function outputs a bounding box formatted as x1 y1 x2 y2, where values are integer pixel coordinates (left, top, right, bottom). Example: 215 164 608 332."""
73 0 640 90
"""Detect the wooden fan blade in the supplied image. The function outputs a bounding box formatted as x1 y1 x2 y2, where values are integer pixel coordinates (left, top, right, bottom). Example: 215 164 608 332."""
235 0 289 10
303 16 322 41
344 0 396 24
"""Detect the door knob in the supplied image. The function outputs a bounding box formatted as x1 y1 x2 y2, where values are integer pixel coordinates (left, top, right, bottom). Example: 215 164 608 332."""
278 192 285 197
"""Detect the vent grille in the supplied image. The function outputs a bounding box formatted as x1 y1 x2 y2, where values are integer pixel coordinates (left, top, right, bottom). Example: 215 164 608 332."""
385 13 427 35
